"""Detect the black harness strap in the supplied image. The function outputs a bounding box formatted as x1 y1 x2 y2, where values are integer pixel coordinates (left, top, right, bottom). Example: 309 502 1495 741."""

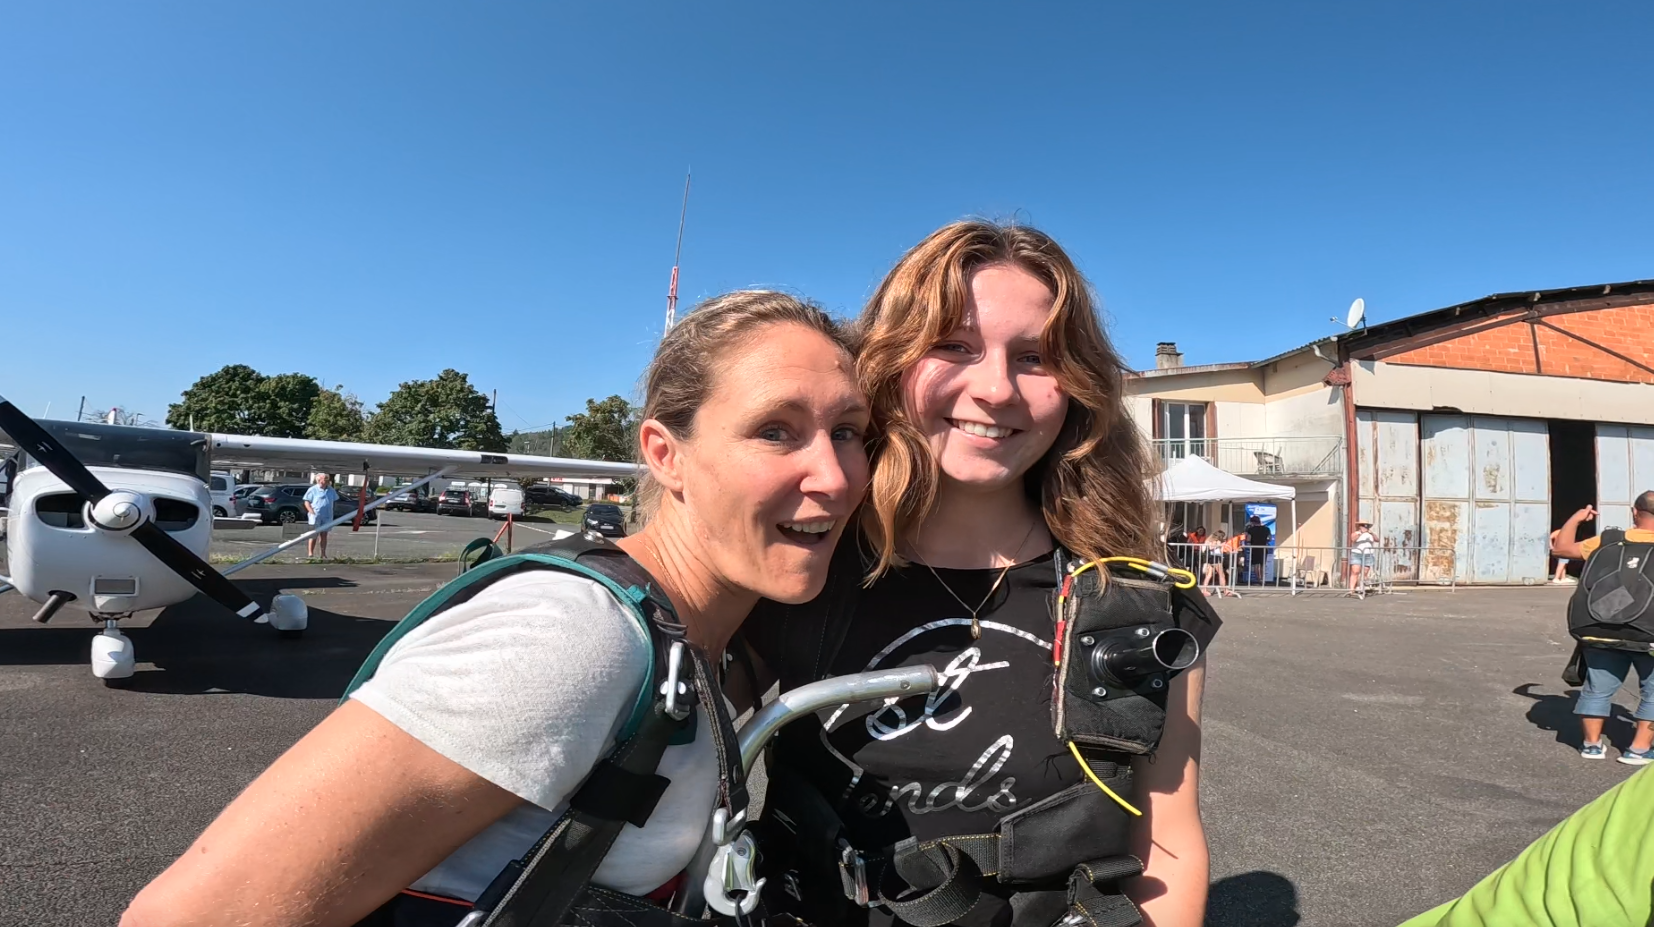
481 699 688 927
1065 858 1144 927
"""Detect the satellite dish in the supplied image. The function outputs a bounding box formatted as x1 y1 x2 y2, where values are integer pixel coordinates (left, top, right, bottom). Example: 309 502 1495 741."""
1346 298 1366 329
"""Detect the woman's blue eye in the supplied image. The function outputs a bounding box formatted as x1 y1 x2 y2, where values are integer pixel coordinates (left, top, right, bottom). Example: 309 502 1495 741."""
832 426 864 442
759 426 790 442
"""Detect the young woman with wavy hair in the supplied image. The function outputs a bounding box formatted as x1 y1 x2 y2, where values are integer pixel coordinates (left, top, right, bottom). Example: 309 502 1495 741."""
746 220 1219 927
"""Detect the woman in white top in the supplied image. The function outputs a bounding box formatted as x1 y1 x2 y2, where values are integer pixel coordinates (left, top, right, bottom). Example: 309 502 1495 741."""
122 292 873 927
1349 520 1379 593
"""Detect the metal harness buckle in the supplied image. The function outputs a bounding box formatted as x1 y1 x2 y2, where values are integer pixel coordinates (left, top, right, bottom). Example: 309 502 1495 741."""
838 839 870 907
704 807 765 916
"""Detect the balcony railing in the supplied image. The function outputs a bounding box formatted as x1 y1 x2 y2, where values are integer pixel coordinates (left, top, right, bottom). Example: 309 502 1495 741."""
1151 435 1344 479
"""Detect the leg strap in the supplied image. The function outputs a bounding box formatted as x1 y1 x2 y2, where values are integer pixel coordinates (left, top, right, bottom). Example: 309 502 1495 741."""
1062 858 1144 927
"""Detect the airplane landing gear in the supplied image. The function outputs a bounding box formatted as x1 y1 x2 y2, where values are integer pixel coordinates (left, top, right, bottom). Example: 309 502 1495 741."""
90 618 135 687
269 593 308 639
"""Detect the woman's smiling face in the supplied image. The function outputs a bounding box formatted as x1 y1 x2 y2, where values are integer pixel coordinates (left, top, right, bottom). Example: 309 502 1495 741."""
900 263 1069 496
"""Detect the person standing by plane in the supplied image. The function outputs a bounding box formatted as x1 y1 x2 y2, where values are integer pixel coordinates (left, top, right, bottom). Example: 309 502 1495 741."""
304 473 340 560
1552 495 1654 765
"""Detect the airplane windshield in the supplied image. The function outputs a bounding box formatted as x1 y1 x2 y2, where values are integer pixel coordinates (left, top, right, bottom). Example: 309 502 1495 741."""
15 421 211 484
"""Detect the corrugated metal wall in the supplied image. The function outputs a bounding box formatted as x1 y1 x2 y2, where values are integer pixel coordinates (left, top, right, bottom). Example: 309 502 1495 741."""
1596 425 1654 530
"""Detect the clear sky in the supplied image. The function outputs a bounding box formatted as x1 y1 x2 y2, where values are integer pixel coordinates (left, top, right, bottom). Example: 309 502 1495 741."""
3 2 1650 433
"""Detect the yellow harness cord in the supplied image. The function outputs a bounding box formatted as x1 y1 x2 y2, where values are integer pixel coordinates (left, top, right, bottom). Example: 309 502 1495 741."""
1067 740 1142 817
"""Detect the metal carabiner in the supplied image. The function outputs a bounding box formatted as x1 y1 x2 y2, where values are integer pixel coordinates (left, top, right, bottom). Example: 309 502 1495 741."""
660 640 693 720
703 829 765 916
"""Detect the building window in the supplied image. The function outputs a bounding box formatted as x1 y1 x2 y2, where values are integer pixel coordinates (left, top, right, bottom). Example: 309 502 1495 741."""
1160 402 1208 459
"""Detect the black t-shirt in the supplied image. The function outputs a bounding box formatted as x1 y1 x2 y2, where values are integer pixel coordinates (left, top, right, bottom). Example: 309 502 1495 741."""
810 554 1072 845
752 548 1221 925
1245 524 1272 548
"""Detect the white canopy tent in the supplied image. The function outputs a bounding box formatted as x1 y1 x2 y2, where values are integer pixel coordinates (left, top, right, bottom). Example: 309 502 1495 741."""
1150 455 1298 551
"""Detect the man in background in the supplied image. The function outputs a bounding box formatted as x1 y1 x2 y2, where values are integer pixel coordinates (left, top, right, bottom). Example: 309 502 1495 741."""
1552 494 1654 764
303 473 339 560
1244 514 1272 584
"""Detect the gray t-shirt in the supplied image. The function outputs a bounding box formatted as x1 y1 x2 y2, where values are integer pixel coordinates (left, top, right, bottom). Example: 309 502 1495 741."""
351 569 719 901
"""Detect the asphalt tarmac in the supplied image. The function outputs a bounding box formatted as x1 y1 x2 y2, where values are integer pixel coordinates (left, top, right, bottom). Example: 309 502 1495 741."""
0 573 1640 926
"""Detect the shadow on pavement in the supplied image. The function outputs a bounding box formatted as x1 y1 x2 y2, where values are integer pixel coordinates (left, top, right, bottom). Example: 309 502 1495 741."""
1514 682 1638 750
1 577 395 699
1206 871 1301 927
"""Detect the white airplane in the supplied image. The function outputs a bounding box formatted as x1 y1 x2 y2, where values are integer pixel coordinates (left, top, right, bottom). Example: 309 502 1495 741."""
0 396 636 685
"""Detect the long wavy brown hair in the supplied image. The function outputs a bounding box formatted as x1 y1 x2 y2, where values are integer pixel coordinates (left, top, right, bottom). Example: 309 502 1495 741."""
856 219 1158 575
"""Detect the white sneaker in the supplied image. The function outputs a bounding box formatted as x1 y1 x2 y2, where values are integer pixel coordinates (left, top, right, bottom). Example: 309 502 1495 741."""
1580 741 1608 760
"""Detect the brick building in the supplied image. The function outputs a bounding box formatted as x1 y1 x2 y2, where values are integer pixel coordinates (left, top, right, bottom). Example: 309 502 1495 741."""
1129 279 1654 584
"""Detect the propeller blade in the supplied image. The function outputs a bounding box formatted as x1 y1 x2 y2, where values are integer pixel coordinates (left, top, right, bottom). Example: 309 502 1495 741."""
129 522 266 620
0 397 112 502
0 396 266 621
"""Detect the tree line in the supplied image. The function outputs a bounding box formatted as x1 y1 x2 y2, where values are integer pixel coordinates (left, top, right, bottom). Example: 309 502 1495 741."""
166 364 639 464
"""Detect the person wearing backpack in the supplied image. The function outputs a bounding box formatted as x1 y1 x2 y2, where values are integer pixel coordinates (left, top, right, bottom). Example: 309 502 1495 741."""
1551 492 1654 766
121 291 873 927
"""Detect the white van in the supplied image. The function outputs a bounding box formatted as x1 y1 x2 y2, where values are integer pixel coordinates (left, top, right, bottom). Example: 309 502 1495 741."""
208 471 239 518
488 484 526 519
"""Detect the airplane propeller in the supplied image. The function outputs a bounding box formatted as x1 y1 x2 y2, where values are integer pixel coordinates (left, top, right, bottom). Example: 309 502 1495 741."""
0 396 267 621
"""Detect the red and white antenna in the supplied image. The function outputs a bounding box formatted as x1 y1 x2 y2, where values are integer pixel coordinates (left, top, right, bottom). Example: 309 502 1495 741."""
664 171 691 332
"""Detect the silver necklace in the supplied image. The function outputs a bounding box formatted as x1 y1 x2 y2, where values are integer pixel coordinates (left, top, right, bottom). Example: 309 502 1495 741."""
915 521 1040 640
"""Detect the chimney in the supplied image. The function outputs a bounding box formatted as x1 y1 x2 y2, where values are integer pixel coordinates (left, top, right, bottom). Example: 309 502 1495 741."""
1155 342 1184 369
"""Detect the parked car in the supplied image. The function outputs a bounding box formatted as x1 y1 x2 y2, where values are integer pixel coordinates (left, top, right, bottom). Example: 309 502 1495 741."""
229 483 266 517
436 488 486 517
582 503 627 538
525 484 582 510
385 487 435 513
333 489 379 526
245 483 376 526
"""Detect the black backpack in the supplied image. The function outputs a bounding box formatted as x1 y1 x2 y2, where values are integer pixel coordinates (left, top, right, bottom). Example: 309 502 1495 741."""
1568 528 1654 648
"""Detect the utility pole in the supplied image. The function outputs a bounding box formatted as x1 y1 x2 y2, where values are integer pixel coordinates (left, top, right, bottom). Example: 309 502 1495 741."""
664 171 691 332
77 396 86 422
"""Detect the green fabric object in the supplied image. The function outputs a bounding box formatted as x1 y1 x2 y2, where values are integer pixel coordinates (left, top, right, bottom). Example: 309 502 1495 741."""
1397 767 1654 927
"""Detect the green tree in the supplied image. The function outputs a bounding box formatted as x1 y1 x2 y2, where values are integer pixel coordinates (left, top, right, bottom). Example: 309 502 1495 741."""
166 365 319 437
260 373 323 438
306 386 367 442
561 396 636 462
364 369 506 451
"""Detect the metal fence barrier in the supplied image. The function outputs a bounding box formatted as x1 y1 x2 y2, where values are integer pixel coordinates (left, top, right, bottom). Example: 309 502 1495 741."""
1165 543 1458 597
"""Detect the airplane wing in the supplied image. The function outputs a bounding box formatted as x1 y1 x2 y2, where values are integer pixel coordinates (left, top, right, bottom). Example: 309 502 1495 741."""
208 433 638 480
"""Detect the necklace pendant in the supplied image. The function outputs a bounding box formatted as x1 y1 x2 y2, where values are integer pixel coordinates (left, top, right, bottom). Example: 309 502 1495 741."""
970 616 981 639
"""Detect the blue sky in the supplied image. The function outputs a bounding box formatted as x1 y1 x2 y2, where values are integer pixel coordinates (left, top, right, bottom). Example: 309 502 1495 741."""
3 2 1650 433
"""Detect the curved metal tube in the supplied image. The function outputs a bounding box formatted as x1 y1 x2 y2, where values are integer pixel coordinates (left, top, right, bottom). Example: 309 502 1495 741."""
675 664 943 916
738 665 942 771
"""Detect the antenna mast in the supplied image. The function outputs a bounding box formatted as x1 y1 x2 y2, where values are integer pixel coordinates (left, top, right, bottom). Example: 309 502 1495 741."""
664 171 691 331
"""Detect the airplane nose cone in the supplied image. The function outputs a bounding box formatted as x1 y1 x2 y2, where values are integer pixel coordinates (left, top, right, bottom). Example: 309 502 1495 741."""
91 491 148 531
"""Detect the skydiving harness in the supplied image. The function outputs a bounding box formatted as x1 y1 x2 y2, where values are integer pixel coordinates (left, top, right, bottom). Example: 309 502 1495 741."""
344 532 760 927
755 542 1204 927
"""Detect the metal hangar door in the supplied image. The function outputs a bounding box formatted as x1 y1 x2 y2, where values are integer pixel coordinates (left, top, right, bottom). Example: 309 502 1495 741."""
1421 415 1550 584
1596 425 1654 531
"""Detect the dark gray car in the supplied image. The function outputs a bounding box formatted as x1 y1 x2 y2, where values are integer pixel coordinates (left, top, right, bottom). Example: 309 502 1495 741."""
582 503 627 538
